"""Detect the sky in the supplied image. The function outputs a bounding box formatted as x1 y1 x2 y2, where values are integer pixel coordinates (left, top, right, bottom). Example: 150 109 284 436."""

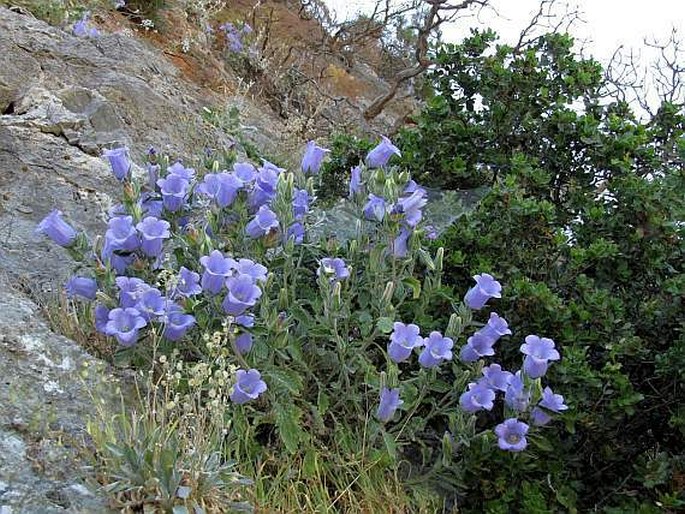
323 0 685 108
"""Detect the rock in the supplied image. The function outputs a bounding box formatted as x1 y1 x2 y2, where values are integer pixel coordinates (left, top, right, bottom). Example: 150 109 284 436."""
0 276 117 513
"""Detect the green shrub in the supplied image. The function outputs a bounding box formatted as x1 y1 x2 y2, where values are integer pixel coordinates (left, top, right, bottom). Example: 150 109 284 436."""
397 28 685 511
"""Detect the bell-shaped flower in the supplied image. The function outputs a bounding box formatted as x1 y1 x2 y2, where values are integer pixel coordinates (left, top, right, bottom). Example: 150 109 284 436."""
391 227 412 258
530 386 568 426
245 205 279 238
301 141 329 174
349 165 362 198
480 363 513 392
235 332 253 354
317 257 350 281
94 304 110 334
376 387 403 423
366 136 401 168
223 274 262 315
249 167 279 209
418 331 454 368
157 174 189 212
395 189 427 227
166 162 196 182
363 194 387 222
287 222 305 245
197 172 242 208
504 371 531 412
495 418 529 452
235 314 255 328
136 216 171 258
161 304 196 341
475 313 512 344
105 216 139 252
200 250 234 294
230 369 267 404
520 335 560 378
105 307 147 347
170 266 202 298
103 147 130 181
115 276 150 308
459 332 497 363
464 273 502 310
292 189 311 219
65 276 98 300
388 322 423 363
135 287 167 321
233 258 268 283
233 162 256 185
36 210 77 247
459 381 496 413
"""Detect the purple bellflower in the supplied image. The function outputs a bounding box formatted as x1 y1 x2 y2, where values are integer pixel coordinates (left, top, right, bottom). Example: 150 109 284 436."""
480 363 513 392
105 307 147 347
223 274 263 315
366 136 401 168
135 287 167 321
245 205 279 238
287 222 305 244
301 141 329 174
391 227 411 258
103 147 130 181
292 189 311 219
363 194 387 222
136 216 170 258
318 257 350 281
504 371 531 412
395 189 427 227
105 216 139 252
495 418 529 452
115 276 150 308
531 386 568 426
459 381 496 413
376 387 403 423
197 172 242 208
36 210 77 247
170 266 202 298
233 258 268 283
476 313 512 344
166 162 196 182
200 250 234 294
235 332 253 354
94 303 109 334
157 174 189 212
162 305 196 341
233 162 256 185
230 369 267 404
65 276 98 300
418 331 454 368
388 322 423 363
520 335 560 378
464 273 502 310
459 332 497 363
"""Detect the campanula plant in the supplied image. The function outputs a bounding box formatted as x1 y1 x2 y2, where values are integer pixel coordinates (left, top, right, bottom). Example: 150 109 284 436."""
37 137 568 507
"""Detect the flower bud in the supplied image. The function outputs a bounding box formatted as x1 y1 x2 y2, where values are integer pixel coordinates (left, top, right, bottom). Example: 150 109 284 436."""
381 281 395 306
446 313 462 339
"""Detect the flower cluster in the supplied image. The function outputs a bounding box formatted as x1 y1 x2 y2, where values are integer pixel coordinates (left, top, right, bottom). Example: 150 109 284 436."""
218 21 253 54
376 322 453 422
36 137 566 457
456 277 567 452
73 11 99 38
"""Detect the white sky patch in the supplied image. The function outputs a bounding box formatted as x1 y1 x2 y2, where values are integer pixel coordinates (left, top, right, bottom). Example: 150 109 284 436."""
324 0 684 67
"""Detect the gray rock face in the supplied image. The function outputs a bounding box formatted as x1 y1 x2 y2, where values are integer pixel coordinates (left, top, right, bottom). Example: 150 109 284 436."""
0 276 118 513
0 6 288 289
